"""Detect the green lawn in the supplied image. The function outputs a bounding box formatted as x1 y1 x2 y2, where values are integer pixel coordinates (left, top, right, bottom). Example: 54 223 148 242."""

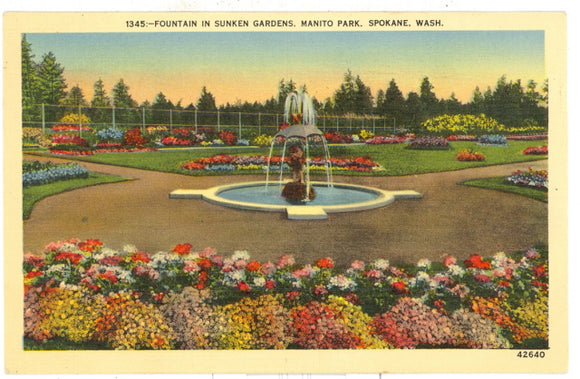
29 141 547 177
460 176 548 202
23 173 129 219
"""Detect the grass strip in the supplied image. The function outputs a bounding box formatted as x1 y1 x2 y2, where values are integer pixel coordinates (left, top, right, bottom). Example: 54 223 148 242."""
460 176 547 202
23 173 129 219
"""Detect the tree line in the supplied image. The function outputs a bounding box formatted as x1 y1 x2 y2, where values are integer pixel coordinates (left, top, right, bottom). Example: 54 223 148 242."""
22 35 548 130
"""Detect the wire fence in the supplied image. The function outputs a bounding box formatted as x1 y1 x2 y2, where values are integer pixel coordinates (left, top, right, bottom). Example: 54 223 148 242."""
23 104 398 139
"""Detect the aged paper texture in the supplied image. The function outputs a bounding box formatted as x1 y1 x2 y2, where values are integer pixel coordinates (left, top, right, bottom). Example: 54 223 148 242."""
3 11 567 374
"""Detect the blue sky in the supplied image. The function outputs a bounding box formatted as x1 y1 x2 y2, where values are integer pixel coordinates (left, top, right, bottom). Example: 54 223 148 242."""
25 30 545 106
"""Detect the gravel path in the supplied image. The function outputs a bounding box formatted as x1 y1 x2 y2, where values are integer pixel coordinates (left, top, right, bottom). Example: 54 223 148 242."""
23 155 548 265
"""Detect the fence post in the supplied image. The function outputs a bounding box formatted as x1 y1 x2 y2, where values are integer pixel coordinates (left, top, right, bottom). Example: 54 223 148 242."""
112 105 116 129
372 118 376 134
393 118 396 134
41 103 45 135
238 112 242 139
217 110 220 132
78 105 82 137
336 117 339 132
194 109 198 134
258 112 261 135
142 107 146 134
169 109 173 133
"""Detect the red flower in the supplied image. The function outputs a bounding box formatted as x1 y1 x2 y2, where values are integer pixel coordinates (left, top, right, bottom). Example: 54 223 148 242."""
78 239 103 252
237 281 251 293
55 252 83 265
532 280 548 288
433 299 445 309
532 264 547 278
498 281 511 288
130 251 151 263
97 270 118 283
246 260 261 272
154 292 165 302
391 281 409 294
265 280 276 290
25 271 43 279
198 258 212 270
316 257 335 269
464 254 491 270
25 254 44 268
99 255 124 266
345 293 361 305
172 243 192 256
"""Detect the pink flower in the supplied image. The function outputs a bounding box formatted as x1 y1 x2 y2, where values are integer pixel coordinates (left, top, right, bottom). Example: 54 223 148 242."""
442 255 457 267
210 254 224 267
261 262 277 276
183 261 200 273
24 254 44 268
292 265 317 279
234 259 247 270
313 285 329 297
276 254 295 268
364 269 384 280
99 255 124 266
525 248 540 259
200 247 217 258
350 260 365 271
474 274 491 283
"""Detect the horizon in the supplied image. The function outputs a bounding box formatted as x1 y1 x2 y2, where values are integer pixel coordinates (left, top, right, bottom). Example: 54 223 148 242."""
25 30 546 107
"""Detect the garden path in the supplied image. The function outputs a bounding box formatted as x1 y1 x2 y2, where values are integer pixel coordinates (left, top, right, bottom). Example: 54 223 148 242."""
23 155 548 266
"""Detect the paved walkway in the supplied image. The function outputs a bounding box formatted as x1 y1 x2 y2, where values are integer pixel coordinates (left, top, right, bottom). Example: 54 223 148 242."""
23 155 548 265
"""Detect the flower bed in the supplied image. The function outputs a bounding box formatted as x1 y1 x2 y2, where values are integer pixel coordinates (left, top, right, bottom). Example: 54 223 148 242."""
507 135 548 141
455 149 486 161
24 239 548 350
522 146 548 155
51 124 94 133
505 168 547 191
324 131 354 144
22 161 89 186
365 135 412 145
478 134 507 146
180 154 382 173
445 135 477 141
406 136 450 150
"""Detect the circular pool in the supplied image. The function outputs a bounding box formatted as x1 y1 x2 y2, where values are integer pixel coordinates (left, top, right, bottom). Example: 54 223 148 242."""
170 181 422 220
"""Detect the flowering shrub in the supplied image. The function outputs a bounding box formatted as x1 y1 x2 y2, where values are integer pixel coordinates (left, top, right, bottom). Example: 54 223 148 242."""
407 136 450 150
522 146 548 155
60 114 91 126
146 125 169 134
22 161 89 187
219 130 237 146
24 239 548 350
253 134 273 147
505 168 547 191
124 127 149 147
422 114 505 136
96 127 125 141
324 131 353 144
455 149 486 161
478 134 507 146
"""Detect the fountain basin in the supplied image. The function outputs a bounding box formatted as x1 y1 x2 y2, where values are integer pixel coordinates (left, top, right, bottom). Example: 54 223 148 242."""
170 181 422 220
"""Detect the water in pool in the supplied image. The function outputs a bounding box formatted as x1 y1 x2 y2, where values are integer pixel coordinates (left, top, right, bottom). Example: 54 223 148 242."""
218 184 378 206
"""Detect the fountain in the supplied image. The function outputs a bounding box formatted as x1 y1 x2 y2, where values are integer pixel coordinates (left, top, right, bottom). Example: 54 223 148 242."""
170 89 422 220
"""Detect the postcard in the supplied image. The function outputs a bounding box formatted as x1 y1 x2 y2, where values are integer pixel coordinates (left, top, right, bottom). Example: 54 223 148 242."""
3 11 567 374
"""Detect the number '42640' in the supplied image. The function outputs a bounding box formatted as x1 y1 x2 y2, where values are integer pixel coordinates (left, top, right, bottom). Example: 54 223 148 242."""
517 351 546 358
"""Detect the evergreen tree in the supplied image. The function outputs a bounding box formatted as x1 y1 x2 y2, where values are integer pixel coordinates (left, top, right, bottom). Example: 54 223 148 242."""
89 79 110 124
151 92 173 125
37 51 67 122
441 93 463 115
382 79 406 123
333 70 373 115
404 92 423 131
111 79 139 126
21 35 40 122
419 76 439 119
470 86 485 115
61 85 87 107
196 86 217 111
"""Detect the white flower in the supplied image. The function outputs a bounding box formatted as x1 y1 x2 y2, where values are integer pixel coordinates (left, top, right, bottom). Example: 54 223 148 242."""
224 270 245 284
416 271 430 282
417 258 431 269
372 259 390 270
328 275 357 291
447 264 465 276
46 264 67 275
231 250 251 261
94 247 120 261
253 277 266 288
122 244 138 254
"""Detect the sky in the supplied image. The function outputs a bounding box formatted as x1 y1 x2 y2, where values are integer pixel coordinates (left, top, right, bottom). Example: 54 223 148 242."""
25 30 545 107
